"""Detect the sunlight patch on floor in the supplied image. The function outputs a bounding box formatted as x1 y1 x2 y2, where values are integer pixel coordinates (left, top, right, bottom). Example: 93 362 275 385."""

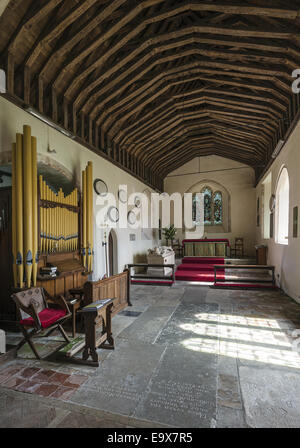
180 322 291 347
194 312 283 329
180 312 300 369
181 337 300 369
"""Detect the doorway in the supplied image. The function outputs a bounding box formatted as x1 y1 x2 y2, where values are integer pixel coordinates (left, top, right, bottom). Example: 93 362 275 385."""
0 187 15 325
108 229 118 277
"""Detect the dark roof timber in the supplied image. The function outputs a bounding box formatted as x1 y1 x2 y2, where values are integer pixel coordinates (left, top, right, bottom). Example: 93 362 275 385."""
1 0 300 190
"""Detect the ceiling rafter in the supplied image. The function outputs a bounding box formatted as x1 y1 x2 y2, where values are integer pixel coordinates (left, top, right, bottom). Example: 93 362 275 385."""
1 0 300 190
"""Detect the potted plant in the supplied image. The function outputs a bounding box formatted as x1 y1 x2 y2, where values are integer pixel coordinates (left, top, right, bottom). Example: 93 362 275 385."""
162 224 177 247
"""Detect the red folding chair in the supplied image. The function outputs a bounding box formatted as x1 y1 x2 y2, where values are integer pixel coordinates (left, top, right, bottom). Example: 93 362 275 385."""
11 287 71 360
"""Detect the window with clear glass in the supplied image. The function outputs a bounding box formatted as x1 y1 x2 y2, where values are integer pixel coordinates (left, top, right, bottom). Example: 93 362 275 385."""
275 167 289 245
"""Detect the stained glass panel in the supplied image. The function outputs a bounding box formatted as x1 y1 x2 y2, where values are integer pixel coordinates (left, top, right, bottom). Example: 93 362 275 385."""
202 187 212 225
214 191 223 225
192 193 201 223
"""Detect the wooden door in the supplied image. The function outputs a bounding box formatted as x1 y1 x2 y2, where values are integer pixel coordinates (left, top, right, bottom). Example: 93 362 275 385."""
0 188 15 323
108 232 114 277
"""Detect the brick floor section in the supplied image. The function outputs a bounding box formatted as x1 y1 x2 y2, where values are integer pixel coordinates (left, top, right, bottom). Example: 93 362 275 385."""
0 363 88 401
51 386 75 400
19 367 41 379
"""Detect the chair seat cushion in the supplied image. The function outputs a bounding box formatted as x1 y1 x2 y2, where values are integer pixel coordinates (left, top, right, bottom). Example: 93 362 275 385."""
20 308 66 329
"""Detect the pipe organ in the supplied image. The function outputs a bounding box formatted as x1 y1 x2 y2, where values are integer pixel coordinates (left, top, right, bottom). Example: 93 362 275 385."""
39 178 79 255
11 124 94 294
81 161 94 273
12 126 38 289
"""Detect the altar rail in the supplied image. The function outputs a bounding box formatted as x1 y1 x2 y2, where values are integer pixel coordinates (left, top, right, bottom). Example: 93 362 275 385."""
127 263 176 284
214 264 275 287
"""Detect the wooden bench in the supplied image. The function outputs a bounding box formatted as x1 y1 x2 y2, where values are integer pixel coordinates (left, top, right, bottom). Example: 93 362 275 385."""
214 264 276 288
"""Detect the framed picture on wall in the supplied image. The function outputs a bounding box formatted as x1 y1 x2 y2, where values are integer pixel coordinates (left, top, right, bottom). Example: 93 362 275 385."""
293 206 298 238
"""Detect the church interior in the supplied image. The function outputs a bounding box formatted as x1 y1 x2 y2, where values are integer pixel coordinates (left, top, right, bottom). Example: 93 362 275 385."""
0 0 300 429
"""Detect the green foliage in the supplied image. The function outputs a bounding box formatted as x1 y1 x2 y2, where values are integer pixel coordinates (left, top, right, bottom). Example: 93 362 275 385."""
162 224 177 241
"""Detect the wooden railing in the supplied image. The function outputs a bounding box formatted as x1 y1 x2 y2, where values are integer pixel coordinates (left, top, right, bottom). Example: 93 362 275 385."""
214 264 275 286
126 263 176 283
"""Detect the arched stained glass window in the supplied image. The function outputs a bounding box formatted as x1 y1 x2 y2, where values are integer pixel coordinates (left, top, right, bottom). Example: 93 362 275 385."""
214 192 223 225
201 187 212 225
192 186 223 226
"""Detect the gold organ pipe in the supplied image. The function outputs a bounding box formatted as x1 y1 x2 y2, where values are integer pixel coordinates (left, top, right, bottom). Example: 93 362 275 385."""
47 183 51 252
74 189 78 251
89 162 94 273
58 188 61 251
54 190 58 253
75 188 78 251
67 193 70 251
56 188 59 251
51 188 55 252
71 191 74 251
82 169 87 269
86 166 90 271
86 166 89 271
23 125 33 287
50 186 54 252
73 190 76 251
87 162 93 273
61 188 65 252
45 182 49 253
69 193 72 251
41 177 43 253
58 188 62 252
43 180 47 253
48 186 52 252
39 176 42 252
64 193 67 251
43 178 46 253
43 180 46 252
12 143 17 288
70 193 73 251
31 136 38 286
16 134 24 288
65 193 69 251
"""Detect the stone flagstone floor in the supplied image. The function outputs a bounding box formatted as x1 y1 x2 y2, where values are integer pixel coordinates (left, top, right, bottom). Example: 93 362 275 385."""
2 283 300 427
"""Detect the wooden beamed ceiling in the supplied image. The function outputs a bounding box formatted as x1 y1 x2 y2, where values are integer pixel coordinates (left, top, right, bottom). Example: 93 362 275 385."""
1 0 300 190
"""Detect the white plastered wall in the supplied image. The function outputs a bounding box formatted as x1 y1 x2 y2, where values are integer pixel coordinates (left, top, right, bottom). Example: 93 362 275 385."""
0 96 159 280
164 155 257 257
256 119 300 302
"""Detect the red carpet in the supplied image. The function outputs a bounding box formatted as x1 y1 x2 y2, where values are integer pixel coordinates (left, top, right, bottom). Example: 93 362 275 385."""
175 257 225 283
